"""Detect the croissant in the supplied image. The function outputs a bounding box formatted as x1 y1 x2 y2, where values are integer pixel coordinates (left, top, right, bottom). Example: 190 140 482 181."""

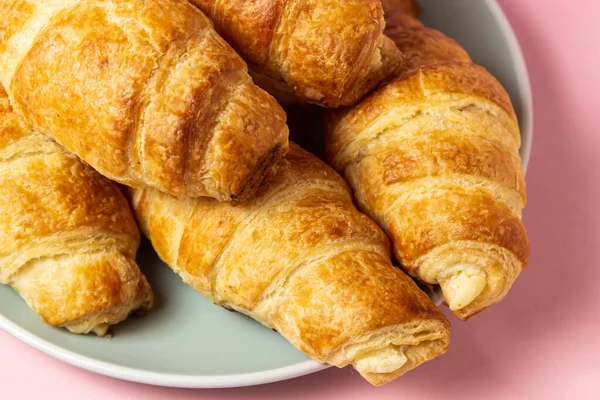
325 8 529 319
190 0 402 108
381 0 421 30
0 86 153 335
129 143 449 386
0 0 289 202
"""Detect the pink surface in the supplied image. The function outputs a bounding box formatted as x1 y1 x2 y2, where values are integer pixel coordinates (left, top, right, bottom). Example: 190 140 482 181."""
2 0 599 398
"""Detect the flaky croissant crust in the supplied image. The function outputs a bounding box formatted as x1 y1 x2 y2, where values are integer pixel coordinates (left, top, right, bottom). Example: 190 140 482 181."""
325 9 529 319
0 0 289 202
130 143 449 385
192 0 402 107
0 87 152 335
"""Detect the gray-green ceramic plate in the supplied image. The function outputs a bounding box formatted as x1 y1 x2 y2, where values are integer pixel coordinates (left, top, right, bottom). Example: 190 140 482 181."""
0 0 532 389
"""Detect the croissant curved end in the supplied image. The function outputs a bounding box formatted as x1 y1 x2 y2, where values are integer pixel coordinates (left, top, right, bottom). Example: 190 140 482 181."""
91 323 111 337
355 346 408 375
439 270 487 311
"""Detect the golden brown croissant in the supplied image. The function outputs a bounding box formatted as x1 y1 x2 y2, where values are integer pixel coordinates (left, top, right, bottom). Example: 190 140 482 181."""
325 10 529 320
381 0 421 29
190 0 402 108
129 143 449 386
0 0 289 203
0 86 153 335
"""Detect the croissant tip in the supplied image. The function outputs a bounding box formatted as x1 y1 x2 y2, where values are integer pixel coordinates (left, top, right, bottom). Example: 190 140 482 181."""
92 323 111 337
439 271 487 311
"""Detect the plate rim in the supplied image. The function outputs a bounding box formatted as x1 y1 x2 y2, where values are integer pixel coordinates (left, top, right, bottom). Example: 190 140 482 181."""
0 315 329 388
0 0 534 389
487 0 534 170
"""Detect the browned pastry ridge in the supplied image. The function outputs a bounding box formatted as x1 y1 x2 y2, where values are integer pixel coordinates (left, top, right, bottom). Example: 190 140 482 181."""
129 143 450 386
0 86 153 336
190 0 403 108
0 0 289 203
325 5 529 320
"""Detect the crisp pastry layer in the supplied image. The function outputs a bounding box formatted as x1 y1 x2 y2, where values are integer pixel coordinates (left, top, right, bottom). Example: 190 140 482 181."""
0 86 153 335
0 0 289 202
130 143 449 385
191 0 402 107
325 8 529 319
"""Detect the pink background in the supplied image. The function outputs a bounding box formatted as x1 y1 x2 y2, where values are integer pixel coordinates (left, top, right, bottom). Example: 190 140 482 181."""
2 0 599 398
